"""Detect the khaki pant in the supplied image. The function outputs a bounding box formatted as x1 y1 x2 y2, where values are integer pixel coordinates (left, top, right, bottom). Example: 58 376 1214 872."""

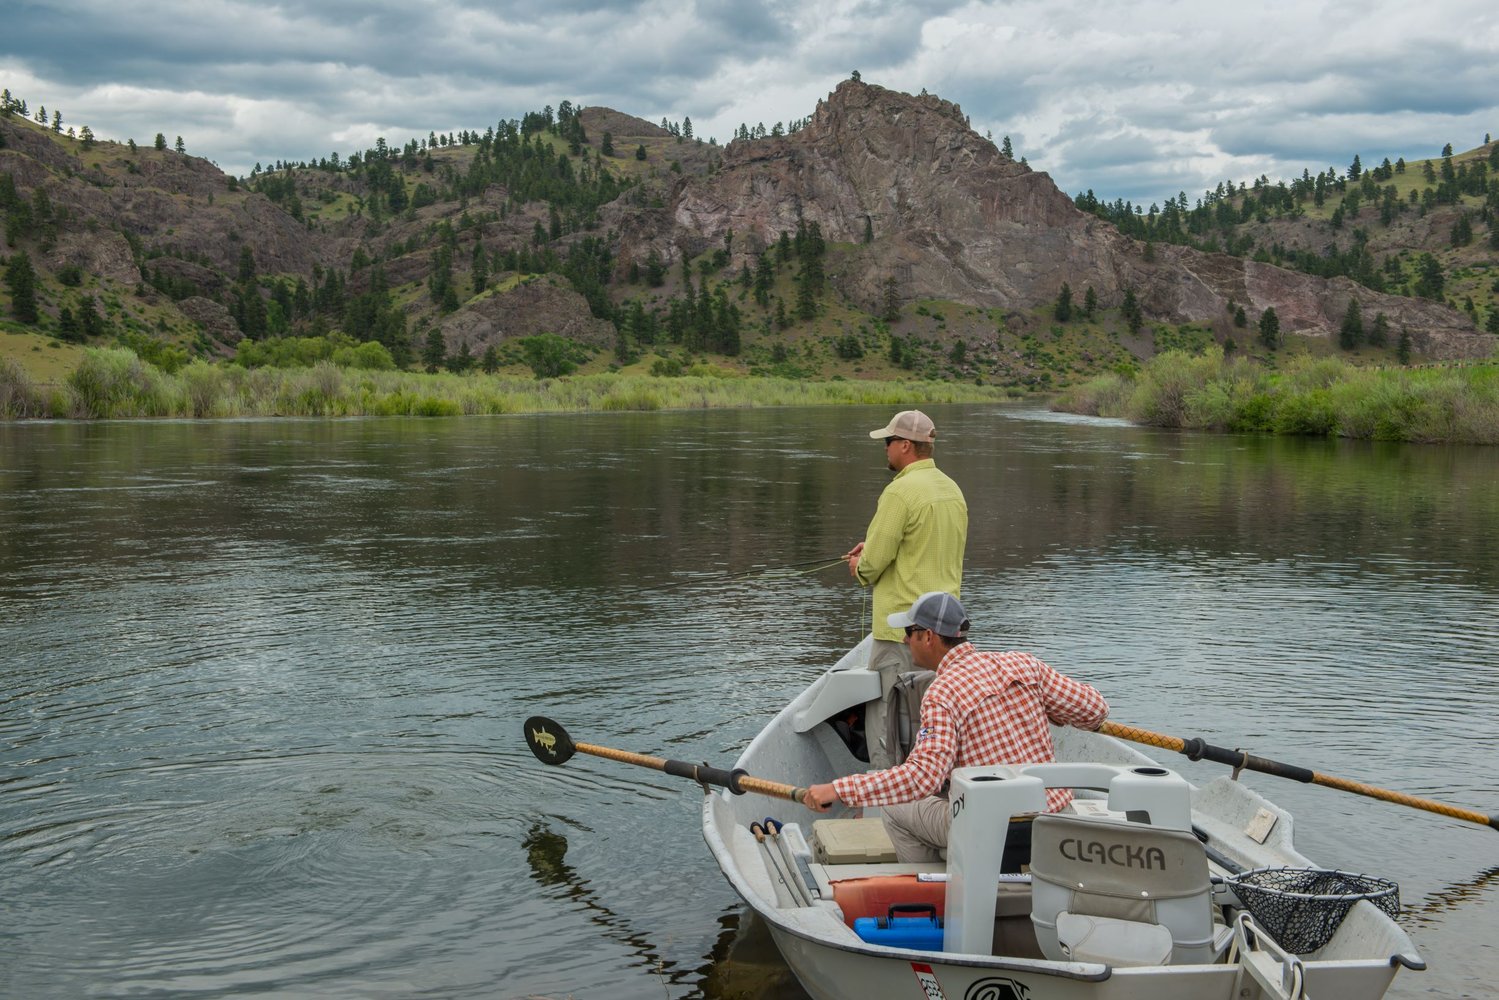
883 797 1034 871
863 638 913 768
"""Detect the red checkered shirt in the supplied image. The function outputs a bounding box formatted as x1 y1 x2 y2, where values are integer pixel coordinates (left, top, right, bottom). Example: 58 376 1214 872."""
833 643 1109 813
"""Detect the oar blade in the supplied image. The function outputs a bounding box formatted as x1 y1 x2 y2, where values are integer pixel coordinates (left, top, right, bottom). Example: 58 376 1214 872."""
524 716 576 765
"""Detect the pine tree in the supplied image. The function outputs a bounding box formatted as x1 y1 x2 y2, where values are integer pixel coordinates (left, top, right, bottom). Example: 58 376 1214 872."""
1259 307 1281 349
1121 288 1143 335
1450 214 1473 247
471 242 489 294
4 250 40 324
1338 299 1363 350
881 276 900 323
422 328 447 372
754 253 774 307
79 296 107 339
1397 328 1413 364
57 305 82 342
1414 253 1445 299
1054 283 1073 322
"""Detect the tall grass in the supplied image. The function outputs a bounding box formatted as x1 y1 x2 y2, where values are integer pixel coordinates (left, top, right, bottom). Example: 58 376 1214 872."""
10 349 1013 422
1 356 49 418
1055 348 1499 444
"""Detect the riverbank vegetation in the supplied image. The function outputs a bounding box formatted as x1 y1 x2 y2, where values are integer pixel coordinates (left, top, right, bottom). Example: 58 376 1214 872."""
0 346 1013 420
1055 348 1499 444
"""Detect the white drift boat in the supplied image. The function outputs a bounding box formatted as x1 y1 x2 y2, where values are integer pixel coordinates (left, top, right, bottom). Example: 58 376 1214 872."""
702 637 1424 1000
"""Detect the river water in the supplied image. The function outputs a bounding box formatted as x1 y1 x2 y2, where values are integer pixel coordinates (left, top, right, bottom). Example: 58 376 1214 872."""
2 403 1496 999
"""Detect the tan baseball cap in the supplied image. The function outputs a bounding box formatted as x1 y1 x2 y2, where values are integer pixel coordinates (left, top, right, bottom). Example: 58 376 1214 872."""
868 410 936 442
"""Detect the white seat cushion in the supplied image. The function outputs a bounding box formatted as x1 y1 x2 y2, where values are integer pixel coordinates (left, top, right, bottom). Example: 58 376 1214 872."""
1056 912 1175 967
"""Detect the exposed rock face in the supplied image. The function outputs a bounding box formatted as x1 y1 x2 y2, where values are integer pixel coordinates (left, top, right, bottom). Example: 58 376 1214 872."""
175 296 241 349
630 80 1484 358
48 230 140 286
435 275 615 352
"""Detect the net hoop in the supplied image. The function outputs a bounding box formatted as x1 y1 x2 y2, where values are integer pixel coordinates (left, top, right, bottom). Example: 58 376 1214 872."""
1227 866 1400 955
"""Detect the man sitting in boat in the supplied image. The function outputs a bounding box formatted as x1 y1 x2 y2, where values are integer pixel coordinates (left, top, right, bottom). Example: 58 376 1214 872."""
801 591 1109 870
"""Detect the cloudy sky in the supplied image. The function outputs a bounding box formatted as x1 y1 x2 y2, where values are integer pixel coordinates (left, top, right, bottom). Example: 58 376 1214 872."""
3 0 1497 207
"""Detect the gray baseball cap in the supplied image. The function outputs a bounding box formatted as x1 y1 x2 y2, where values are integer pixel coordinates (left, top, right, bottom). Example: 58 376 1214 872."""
888 591 970 637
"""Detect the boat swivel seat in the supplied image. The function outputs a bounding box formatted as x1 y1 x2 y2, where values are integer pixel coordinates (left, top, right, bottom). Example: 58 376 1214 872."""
1029 812 1227 967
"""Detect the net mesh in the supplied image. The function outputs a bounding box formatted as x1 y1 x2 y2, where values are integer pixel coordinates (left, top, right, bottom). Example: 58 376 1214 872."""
1228 867 1400 955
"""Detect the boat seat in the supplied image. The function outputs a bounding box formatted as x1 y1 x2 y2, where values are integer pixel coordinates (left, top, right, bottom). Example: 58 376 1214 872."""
1029 812 1231 967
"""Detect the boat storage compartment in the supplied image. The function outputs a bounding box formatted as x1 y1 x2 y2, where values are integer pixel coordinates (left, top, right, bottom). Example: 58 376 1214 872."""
853 904 944 950
832 874 948 927
831 874 1039 957
812 818 897 864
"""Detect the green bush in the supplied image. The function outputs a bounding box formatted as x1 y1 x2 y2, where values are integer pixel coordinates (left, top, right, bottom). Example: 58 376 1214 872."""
1272 388 1338 436
68 348 169 417
1129 349 1222 427
331 341 396 371
234 332 393 370
517 333 588 378
178 360 225 418
1225 392 1276 433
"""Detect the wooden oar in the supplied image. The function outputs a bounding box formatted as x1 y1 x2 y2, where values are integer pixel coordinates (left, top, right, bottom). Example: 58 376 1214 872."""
523 716 808 803
1100 721 1498 833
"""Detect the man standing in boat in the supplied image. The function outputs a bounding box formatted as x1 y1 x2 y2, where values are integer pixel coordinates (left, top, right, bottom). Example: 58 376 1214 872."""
801 591 1109 868
846 410 967 769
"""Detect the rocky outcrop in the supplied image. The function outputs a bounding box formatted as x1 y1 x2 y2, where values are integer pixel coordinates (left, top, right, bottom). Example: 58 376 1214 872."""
175 296 241 349
630 80 1485 358
435 275 614 352
47 229 140 286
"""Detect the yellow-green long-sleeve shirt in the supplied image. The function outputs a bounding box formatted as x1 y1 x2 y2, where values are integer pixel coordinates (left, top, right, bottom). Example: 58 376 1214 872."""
855 459 967 641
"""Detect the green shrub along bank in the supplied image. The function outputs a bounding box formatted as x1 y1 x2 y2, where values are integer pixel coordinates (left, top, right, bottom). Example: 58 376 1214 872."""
1056 348 1499 444
0 347 1012 420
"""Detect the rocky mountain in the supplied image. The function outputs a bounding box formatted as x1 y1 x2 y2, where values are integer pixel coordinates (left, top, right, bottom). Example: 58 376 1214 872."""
623 81 1489 359
1 79 1493 382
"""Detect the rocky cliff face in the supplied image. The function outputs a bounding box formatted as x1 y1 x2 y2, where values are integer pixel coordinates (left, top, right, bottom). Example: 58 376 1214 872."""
626 80 1484 357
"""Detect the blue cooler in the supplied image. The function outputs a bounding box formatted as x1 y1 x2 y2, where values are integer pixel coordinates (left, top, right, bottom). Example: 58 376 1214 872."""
852 903 944 950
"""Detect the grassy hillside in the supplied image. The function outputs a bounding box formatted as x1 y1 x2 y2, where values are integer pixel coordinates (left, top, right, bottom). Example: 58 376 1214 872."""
2 94 1496 400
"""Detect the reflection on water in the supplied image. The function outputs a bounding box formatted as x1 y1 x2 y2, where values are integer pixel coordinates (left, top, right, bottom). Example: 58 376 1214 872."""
2 405 1496 998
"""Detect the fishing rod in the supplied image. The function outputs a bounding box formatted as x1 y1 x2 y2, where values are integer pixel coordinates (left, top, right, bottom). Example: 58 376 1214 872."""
1100 721 1499 833
726 556 848 580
